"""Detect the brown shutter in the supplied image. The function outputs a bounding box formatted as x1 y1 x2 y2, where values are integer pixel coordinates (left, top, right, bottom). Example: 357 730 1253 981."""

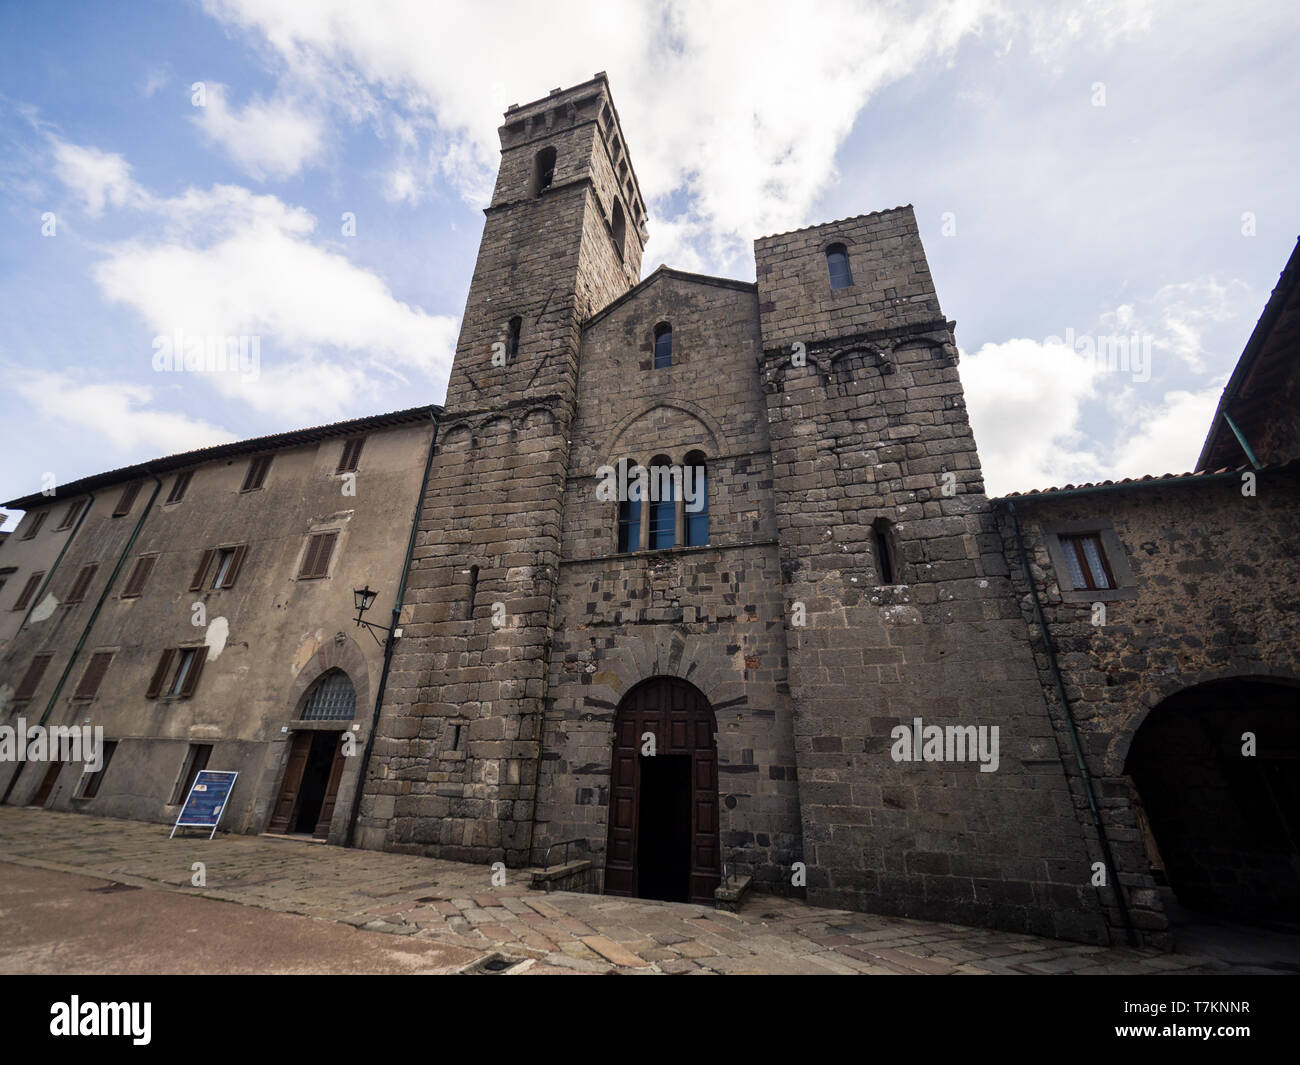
21 511 48 539
66 563 99 604
122 555 156 598
73 651 114 699
300 532 337 579
146 649 175 699
55 500 83 530
220 544 248 589
15 654 53 700
113 482 141 517
179 646 207 698
298 536 319 579
337 438 364 473
12 572 44 611
189 549 215 592
166 470 192 504
242 455 272 491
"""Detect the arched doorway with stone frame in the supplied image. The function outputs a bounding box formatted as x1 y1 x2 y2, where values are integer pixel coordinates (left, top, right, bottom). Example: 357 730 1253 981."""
260 635 371 842
604 676 721 904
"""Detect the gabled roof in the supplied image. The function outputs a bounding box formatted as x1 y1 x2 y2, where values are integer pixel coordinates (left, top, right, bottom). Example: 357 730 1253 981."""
4 405 440 510
582 265 756 330
1197 236 1300 471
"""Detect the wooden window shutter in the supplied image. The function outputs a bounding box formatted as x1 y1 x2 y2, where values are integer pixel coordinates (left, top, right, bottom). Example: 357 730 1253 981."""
66 564 99 604
113 482 141 517
15 654 53 700
73 651 114 699
241 455 271 492
55 500 83 530
21 511 47 539
220 545 248 588
12 572 44 611
189 550 215 592
178 646 207 698
300 532 337 579
337 438 365 473
166 471 192 504
122 555 156 598
146 649 175 699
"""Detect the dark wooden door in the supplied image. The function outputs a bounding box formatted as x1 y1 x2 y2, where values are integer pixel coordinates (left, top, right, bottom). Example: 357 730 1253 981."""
604 677 720 904
312 741 347 839
268 732 312 833
30 760 65 807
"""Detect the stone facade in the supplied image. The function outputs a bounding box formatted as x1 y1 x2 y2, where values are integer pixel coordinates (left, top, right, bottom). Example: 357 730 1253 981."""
4 76 1295 950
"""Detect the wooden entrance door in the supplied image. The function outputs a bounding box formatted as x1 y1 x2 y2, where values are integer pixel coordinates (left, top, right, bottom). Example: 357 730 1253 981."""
312 741 346 840
267 732 312 833
604 677 720 904
29 760 65 807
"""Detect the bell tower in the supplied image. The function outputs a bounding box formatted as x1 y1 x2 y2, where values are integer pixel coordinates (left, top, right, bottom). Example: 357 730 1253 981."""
358 75 648 864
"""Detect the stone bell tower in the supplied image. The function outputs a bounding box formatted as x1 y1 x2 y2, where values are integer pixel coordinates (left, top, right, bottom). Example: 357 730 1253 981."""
357 75 648 864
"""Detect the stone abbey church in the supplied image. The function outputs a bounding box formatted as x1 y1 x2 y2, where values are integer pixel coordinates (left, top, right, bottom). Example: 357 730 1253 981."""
2 75 1297 949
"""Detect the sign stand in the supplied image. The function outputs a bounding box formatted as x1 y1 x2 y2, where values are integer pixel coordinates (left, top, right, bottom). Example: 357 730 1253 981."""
170 770 239 840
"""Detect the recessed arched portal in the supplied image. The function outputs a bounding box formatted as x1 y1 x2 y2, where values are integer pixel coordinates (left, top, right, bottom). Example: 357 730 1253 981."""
1125 677 1300 928
605 677 720 904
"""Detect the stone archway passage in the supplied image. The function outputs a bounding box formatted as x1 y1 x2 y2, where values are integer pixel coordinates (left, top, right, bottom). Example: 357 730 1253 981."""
1125 678 1300 928
605 677 720 904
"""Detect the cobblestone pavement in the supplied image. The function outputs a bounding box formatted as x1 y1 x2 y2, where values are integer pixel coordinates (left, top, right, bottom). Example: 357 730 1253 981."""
0 808 1281 974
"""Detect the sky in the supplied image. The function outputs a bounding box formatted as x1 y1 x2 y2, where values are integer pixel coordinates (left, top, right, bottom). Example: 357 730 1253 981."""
1 0 1296 528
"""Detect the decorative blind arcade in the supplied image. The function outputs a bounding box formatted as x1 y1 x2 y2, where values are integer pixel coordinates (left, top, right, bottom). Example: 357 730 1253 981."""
301 671 357 721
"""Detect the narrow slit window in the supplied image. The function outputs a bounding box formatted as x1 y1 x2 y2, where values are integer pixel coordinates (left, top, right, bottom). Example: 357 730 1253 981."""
506 316 522 362
611 200 626 261
873 518 896 585
466 564 480 621
826 243 853 290
532 146 556 195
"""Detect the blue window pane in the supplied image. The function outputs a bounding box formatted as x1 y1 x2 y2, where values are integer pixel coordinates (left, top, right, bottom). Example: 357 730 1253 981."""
685 464 708 546
618 498 641 552
827 246 852 289
654 327 672 368
649 466 675 549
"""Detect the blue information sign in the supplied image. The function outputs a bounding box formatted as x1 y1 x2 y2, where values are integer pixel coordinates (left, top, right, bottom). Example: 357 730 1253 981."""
170 770 239 839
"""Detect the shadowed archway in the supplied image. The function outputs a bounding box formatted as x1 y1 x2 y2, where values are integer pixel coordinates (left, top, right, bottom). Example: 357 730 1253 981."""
1125 677 1300 929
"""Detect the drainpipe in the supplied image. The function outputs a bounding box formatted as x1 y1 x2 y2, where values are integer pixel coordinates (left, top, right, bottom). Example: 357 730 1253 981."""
1221 412 1263 471
16 491 95 634
345 408 439 847
1005 501 1138 947
2 469 163 805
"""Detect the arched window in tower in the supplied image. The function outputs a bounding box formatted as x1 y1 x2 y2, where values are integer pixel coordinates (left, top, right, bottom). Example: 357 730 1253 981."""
532 147 556 196
826 243 853 290
611 200 626 261
506 316 522 362
873 517 897 585
649 454 676 550
684 451 709 546
616 458 642 553
653 323 673 368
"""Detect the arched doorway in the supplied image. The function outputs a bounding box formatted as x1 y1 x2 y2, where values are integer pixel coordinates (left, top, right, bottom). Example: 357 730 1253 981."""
1125 677 1300 928
268 669 356 839
605 677 720 904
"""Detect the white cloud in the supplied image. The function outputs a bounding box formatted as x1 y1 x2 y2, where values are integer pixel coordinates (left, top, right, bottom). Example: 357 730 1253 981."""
961 336 1105 495
51 142 147 216
11 371 236 453
191 82 326 181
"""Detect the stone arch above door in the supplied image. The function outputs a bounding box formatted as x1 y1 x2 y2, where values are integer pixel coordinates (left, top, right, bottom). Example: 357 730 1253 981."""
286 634 371 721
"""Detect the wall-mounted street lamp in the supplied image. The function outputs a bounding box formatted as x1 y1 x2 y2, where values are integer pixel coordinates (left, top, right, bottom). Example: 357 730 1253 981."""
353 585 397 647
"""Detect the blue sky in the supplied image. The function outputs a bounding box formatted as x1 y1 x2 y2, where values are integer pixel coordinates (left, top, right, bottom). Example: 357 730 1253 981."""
2 0 1296 528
